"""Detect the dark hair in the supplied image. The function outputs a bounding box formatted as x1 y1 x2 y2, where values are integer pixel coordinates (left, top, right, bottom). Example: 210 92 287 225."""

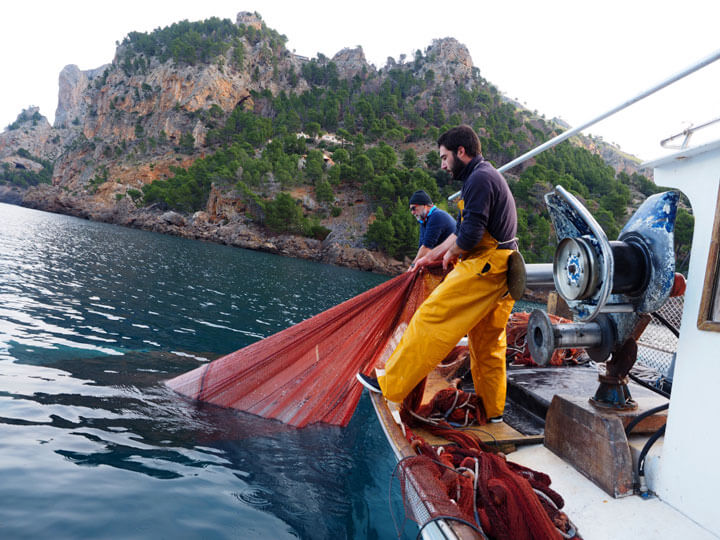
437 125 481 157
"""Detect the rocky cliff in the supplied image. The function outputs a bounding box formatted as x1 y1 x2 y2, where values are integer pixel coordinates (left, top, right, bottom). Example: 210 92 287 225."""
0 107 62 161
0 11 649 276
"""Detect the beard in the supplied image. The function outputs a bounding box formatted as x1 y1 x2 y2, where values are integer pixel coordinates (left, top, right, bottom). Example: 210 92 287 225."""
450 152 465 179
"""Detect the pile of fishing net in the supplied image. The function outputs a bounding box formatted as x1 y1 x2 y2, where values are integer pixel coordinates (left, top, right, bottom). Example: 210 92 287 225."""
394 430 579 539
395 382 579 539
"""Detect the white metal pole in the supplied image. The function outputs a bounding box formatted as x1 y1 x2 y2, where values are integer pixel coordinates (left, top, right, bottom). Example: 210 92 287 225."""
448 48 720 200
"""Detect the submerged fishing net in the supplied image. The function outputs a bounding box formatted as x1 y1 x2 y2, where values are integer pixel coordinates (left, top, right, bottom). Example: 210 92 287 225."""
166 265 446 428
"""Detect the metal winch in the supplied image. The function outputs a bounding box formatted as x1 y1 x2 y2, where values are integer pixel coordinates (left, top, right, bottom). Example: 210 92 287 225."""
527 186 679 410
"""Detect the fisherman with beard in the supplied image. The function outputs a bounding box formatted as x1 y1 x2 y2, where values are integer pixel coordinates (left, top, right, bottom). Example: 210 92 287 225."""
357 125 518 423
407 190 456 272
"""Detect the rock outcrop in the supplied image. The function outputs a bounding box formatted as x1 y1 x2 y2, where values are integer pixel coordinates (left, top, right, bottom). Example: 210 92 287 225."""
55 64 109 130
331 47 371 79
0 11 650 277
423 38 475 85
0 107 62 161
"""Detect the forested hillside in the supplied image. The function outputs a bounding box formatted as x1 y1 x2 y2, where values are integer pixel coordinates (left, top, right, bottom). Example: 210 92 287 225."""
0 14 693 272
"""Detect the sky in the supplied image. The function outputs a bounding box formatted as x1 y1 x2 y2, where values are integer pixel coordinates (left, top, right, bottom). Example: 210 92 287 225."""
2 0 719 162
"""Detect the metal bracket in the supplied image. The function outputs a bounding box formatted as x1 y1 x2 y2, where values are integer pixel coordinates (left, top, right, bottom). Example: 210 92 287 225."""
545 186 613 322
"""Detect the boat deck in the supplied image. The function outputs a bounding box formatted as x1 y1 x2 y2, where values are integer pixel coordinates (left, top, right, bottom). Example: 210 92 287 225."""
508 444 716 539
371 359 716 539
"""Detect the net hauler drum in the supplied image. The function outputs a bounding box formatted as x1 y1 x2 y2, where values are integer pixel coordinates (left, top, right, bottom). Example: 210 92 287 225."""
528 186 679 410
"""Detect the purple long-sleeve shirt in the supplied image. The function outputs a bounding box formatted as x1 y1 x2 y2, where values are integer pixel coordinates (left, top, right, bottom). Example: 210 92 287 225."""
455 156 518 252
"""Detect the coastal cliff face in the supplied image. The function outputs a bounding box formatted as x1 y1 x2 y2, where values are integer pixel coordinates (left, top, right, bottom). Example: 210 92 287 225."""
2 18 481 194
46 19 307 196
0 15 473 274
0 107 63 161
0 11 645 275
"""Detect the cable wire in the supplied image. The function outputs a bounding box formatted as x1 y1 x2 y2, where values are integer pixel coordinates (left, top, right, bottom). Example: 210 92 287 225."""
624 403 669 436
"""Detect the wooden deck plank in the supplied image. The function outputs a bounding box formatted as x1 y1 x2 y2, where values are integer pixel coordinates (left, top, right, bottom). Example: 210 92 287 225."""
414 364 543 449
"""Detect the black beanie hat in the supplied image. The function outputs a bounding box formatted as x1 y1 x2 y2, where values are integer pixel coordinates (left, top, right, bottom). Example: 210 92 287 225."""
409 190 432 206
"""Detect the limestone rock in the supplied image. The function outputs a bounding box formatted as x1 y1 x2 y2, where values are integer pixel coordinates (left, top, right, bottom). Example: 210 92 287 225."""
0 155 44 173
236 12 263 30
423 37 474 90
331 47 371 80
160 211 186 226
0 185 24 205
0 107 60 161
56 65 90 129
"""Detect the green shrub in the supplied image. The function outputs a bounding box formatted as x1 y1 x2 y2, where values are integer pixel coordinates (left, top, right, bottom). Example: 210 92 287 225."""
264 192 305 234
127 188 143 203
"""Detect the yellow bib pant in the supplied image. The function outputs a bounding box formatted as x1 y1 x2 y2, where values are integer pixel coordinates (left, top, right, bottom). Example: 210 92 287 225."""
378 233 515 418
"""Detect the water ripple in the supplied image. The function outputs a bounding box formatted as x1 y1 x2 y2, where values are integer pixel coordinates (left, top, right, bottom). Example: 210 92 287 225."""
0 203 405 539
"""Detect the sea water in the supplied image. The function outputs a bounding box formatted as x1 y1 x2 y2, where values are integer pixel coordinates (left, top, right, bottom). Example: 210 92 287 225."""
0 202 416 539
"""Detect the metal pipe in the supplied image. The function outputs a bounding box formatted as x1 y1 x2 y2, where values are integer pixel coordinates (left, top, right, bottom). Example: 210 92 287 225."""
598 304 635 314
661 115 720 149
527 309 615 365
449 48 720 201
551 322 604 349
525 263 554 288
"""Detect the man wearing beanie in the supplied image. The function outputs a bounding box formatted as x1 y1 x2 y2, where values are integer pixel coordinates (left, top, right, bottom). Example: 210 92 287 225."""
408 190 456 271
358 125 518 424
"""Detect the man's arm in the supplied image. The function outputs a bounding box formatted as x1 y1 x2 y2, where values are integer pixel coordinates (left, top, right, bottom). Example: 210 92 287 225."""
413 233 460 270
408 245 432 272
442 240 468 270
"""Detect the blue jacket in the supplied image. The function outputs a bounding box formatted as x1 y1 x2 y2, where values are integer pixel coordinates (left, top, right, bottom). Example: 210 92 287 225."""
419 206 456 249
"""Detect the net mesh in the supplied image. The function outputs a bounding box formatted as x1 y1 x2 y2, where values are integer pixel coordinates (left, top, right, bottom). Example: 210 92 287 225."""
636 295 683 376
394 381 579 538
395 429 578 539
166 265 446 427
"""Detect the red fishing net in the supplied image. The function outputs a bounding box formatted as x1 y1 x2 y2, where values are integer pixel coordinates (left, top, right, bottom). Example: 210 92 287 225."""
166 264 447 427
395 426 579 539
395 355 580 539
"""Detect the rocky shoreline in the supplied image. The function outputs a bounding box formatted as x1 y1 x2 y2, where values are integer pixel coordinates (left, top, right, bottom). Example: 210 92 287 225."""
1 184 407 276
1 184 550 304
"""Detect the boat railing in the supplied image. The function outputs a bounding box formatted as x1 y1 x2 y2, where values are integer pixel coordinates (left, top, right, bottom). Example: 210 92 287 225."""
660 115 720 149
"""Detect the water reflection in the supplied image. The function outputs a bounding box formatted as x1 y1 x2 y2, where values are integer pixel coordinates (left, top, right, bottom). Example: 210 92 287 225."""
0 351 396 538
0 204 407 539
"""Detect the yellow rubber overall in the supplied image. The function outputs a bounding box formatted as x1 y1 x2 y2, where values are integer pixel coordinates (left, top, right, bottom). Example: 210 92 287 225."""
378 232 515 418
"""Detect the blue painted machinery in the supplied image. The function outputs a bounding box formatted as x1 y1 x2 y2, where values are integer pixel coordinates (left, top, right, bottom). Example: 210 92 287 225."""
527 186 679 410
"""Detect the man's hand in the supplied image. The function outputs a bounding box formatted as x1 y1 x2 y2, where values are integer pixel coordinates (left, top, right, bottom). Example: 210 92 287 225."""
412 256 431 271
408 245 431 272
411 234 458 272
442 242 467 270
407 261 421 273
